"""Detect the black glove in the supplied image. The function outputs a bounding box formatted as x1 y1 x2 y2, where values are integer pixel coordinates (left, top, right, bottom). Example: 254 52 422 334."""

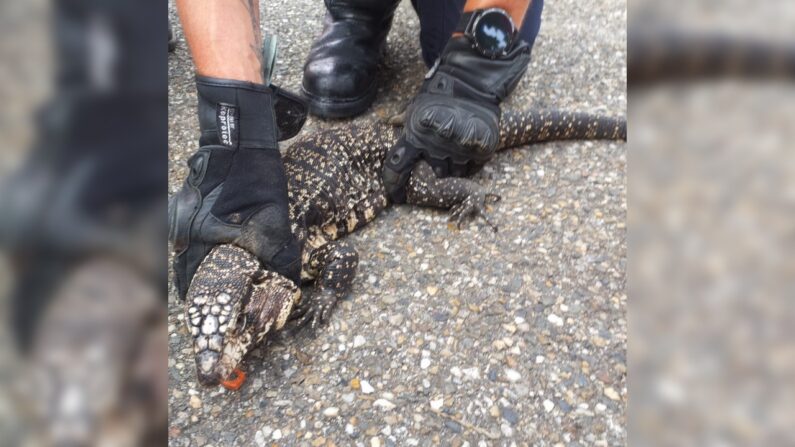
169 76 307 300
383 35 531 203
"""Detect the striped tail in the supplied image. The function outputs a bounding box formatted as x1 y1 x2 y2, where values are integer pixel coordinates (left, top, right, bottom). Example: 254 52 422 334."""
498 109 627 150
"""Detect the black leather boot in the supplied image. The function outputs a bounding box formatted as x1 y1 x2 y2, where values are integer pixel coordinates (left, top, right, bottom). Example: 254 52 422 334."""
302 0 401 118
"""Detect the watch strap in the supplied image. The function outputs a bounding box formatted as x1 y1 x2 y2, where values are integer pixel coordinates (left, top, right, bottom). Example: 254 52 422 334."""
454 11 476 35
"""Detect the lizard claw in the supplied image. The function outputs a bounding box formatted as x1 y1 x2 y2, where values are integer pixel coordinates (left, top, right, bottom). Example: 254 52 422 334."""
448 192 500 232
486 193 502 204
290 298 311 320
290 289 339 331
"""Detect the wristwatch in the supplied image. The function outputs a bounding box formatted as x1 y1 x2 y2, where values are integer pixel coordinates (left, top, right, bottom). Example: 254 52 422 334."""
455 8 518 59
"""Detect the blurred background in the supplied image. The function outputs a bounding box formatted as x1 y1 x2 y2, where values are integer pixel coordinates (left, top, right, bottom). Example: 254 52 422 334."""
0 0 167 445
0 0 793 445
629 0 795 446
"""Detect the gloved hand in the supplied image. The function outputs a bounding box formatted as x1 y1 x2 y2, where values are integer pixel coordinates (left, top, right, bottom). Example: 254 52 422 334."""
169 76 307 300
383 35 531 203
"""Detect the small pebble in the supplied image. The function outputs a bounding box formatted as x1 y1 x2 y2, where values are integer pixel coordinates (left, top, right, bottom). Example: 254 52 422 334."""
444 420 463 433
500 406 520 425
388 314 404 326
360 380 375 394
604 387 621 401
272 429 282 440
543 399 554 412
373 399 396 411
462 367 480 380
430 397 444 411
346 423 360 438
254 431 266 447
501 423 514 437
547 313 564 326
323 407 340 417
420 358 431 369
353 335 366 348
505 368 521 382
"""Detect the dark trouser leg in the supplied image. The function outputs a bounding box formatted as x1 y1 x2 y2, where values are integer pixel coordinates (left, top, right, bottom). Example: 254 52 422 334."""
412 0 544 67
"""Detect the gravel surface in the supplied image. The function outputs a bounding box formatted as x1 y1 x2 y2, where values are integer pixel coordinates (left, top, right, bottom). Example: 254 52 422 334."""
168 0 626 445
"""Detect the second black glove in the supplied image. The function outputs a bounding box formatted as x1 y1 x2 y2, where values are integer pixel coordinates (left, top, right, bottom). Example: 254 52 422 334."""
383 35 531 203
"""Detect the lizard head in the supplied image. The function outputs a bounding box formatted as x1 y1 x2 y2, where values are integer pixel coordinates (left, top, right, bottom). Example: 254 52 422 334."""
184 245 300 387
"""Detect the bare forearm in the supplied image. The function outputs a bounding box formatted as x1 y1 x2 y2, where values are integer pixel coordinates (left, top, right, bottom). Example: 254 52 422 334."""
176 0 264 83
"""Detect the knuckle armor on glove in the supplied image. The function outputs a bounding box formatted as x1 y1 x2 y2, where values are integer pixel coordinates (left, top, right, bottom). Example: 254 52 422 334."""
406 92 500 171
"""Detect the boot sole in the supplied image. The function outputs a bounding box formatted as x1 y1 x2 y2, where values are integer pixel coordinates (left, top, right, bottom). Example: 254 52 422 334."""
301 81 379 119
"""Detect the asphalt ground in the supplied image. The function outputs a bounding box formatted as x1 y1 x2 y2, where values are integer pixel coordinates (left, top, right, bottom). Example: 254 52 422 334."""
168 0 626 445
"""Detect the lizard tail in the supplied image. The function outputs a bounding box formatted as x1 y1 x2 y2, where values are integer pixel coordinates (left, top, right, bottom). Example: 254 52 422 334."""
628 29 795 86
498 109 626 150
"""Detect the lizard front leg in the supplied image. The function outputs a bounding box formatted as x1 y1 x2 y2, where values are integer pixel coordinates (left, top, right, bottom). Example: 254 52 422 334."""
405 161 501 231
291 240 359 329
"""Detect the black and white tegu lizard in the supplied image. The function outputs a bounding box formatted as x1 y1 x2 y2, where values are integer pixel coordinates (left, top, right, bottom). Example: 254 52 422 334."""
183 108 626 387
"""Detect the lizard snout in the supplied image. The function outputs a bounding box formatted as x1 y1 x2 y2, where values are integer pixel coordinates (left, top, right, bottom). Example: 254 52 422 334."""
195 351 221 386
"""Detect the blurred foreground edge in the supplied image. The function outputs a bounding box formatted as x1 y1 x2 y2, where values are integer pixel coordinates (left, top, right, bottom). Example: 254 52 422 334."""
0 0 168 445
628 27 795 86
628 8 795 447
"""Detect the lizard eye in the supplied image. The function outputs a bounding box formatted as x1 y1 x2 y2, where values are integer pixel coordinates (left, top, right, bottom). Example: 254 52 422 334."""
232 314 247 334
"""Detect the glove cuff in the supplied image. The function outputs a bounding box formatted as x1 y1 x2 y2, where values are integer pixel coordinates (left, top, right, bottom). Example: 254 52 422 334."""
429 35 531 103
196 76 280 151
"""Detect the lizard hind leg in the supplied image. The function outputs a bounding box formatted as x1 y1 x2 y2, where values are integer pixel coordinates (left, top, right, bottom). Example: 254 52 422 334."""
291 240 359 330
406 161 502 232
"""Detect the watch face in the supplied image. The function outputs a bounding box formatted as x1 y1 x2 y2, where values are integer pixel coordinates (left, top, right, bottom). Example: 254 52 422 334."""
473 10 514 57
